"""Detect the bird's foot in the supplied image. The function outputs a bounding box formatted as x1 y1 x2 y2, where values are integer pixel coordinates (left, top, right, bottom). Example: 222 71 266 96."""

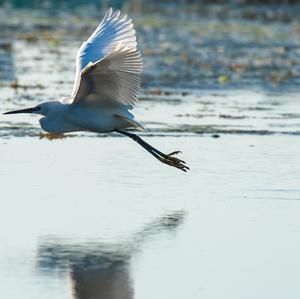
39 133 66 140
168 151 181 156
159 151 190 172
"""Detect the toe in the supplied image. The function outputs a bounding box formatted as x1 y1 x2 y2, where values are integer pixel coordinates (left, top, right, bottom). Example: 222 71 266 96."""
168 151 182 156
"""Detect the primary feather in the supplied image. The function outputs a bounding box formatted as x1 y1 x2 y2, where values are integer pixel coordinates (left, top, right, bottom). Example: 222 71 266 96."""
71 8 143 106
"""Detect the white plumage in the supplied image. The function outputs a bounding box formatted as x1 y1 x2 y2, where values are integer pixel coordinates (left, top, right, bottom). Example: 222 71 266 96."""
67 8 144 132
4 8 189 172
72 8 143 106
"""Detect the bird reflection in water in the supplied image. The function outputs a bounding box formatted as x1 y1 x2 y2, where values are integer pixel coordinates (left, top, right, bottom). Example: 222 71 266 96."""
37 211 185 299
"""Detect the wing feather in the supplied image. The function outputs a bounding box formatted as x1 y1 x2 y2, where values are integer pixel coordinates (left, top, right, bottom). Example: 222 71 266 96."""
71 8 142 106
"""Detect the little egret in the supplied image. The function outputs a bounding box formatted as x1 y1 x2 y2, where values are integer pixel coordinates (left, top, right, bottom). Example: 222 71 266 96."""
4 8 189 172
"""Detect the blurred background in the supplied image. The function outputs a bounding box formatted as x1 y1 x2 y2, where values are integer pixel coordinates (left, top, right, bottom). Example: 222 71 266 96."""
1 0 300 92
2 0 300 136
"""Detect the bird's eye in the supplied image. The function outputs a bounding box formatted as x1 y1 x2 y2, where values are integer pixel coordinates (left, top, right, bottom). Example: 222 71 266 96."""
35 106 41 111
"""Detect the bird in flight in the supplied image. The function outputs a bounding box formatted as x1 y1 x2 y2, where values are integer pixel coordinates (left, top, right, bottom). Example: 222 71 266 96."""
4 8 189 172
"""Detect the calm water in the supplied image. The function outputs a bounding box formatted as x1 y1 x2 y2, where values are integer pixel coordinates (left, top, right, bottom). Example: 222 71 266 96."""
1 135 300 298
1 3 300 298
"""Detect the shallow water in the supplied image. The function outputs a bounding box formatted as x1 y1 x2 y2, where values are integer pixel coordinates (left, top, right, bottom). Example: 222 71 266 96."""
1 3 300 299
2 89 300 137
1 135 300 298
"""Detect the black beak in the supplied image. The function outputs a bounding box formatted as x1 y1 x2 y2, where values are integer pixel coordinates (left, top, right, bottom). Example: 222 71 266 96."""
3 107 36 115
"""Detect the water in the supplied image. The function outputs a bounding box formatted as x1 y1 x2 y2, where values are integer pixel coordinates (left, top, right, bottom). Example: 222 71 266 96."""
1 3 300 299
1 135 300 298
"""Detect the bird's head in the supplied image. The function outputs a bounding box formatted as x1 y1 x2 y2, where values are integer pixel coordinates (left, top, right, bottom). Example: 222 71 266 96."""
3 101 63 116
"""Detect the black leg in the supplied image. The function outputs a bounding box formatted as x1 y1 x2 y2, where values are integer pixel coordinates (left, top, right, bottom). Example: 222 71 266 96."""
115 130 189 172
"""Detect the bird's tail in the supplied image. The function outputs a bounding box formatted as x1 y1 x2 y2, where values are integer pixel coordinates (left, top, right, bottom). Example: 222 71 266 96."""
114 114 145 131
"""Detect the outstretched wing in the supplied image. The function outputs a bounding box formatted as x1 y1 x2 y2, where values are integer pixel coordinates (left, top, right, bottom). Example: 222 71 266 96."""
71 8 143 106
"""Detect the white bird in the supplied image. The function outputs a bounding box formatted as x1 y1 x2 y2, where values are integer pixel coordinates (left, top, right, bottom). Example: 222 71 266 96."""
4 8 189 172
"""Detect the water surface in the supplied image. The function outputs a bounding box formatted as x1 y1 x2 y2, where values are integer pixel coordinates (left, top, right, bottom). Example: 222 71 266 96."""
1 135 300 298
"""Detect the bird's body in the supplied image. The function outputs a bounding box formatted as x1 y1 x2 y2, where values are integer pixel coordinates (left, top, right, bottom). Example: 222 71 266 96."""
4 8 189 172
38 101 140 134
